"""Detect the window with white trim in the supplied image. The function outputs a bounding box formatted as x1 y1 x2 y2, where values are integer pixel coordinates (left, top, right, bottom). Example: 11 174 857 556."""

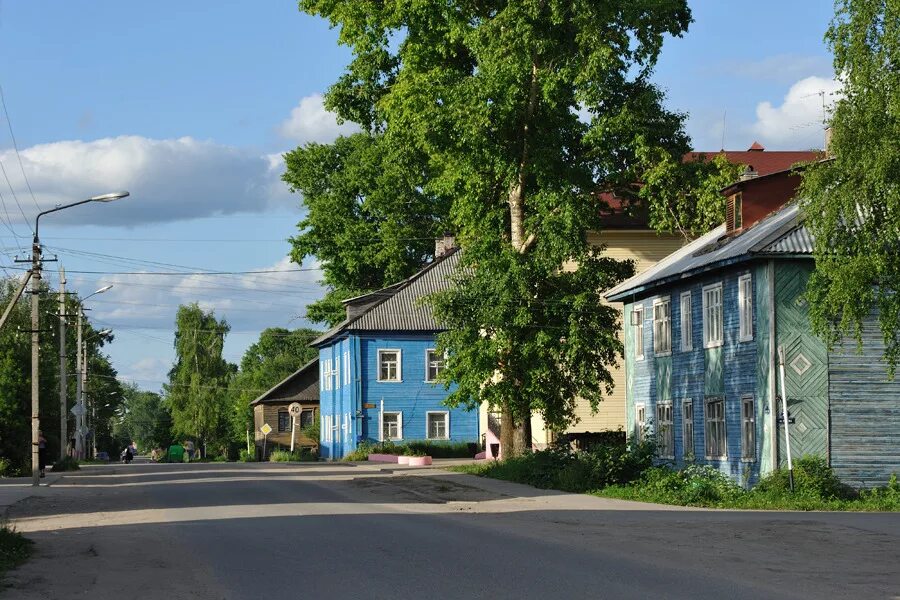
425 349 445 382
702 283 724 348
656 401 674 459
738 274 753 341
378 349 401 382
323 359 333 391
704 396 726 459
426 411 449 440
633 306 644 360
343 350 351 385
682 399 694 460
741 396 756 460
635 404 646 442
334 356 341 389
382 412 402 441
653 298 671 355
320 360 325 390
323 415 333 443
680 292 693 352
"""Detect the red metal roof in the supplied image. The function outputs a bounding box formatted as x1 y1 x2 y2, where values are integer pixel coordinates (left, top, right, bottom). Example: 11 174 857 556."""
685 146 821 177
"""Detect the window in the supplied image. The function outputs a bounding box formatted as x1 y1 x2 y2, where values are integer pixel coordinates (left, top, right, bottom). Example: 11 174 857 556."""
739 274 753 341
378 350 401 382
343 350 351 385
322 358 333 391
323 415 333 443
741 396 756 460
704 397 726 459
682 400 694 460
633 306 644 360
653 298 671 355
334 356 340 389
425 349 445 382
656 402 674 459
278 410 290 432
427 412 449 440
734 193 743 229
680 292 693 352
702 283 724 348
382 412 402 441
635 404 647 442
300 409 314 429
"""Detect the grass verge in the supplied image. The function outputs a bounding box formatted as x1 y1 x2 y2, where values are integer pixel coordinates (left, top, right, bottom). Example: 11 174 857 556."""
0 524 32 580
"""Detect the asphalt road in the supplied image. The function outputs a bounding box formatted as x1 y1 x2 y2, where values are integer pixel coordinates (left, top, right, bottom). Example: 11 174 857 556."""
4 461 900 599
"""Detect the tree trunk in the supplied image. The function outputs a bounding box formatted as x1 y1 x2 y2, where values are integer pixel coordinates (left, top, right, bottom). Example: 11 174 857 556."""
500 404 515 460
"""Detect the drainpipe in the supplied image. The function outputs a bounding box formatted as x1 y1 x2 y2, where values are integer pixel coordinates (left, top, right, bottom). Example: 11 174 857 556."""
768 260 777 471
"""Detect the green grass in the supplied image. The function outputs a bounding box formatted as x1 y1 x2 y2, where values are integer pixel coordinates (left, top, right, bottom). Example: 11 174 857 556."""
269 449 318 462
453 451 900 512
0 524 32 579
51 456 81 472
344 440 478 461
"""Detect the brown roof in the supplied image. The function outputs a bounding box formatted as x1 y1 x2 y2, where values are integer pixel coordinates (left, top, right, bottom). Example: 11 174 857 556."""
685 143 821 177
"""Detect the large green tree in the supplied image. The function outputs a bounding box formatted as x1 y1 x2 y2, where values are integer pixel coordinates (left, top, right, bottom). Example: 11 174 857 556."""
283 132 449 326
116 383 172 451
165 303 234 456
799 0 900 374
301 0 695 454
227 327 320 442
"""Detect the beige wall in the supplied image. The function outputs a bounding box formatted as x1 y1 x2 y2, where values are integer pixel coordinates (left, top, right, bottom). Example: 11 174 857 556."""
529 230 685 442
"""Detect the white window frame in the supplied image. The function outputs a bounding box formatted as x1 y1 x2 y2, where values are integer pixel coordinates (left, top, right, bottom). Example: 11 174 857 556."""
633 306 645 361
334 356 341 390
702 283 724 348
323 415 333 443
680 292 693 352
635 403 647 442
382 412 403 441
656 401 674 459
377 349 402 382
322 358 333 391
738 274 753 342
343 350 351 385
682 399 694 460
704 396 727 460
741 395 756 461
426 411 450 440
653 297 672 356
425 348 445 382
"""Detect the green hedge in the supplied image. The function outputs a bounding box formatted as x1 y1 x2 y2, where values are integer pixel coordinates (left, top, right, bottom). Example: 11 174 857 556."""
344 440 477 461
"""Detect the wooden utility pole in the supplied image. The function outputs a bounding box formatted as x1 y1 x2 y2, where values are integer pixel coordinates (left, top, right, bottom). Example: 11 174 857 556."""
59 267 68 461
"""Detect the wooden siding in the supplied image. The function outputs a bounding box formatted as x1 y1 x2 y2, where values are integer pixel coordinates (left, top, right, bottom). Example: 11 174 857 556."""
565 230 685 434
829 312 900 487
774 261 828 467
253 403 319 457
755 262 776 476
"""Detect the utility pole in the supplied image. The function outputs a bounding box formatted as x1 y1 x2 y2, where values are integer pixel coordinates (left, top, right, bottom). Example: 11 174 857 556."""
30 237 41 486
75 306 84 460
58 267 67 461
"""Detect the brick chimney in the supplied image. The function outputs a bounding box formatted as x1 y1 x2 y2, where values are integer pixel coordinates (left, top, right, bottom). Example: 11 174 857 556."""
435 232 456 258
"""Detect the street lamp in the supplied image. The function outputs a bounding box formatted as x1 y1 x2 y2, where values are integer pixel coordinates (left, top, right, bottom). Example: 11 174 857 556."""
28 192 129 486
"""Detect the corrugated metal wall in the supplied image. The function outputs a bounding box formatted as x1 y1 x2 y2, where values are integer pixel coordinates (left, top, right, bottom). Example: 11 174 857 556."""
829 312 900 487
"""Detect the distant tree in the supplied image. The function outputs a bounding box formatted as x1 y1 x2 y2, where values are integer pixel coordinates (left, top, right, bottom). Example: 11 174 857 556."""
799 0 900 374
227 327 320 442
300 0 695 455
165 304 234 456
117 383 171 451
283 133 449 326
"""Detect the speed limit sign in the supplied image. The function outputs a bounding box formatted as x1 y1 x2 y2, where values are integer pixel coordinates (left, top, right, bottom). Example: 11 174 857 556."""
288 402 302 417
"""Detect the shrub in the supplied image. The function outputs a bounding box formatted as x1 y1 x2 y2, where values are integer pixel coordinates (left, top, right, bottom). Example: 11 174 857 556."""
0 523 32 576
51 457 81 472
754 455 852 500
269 449 318 462
211 455 229 462
239 449 256 462
0 458 11 478
344 442 377 461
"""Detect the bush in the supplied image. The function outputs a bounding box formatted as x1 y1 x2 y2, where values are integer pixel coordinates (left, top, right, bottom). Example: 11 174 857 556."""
347 440 476 460
0 458 11 478
754 455 853 500
51 457 81 472
239 449 256 462
0 523 32 577
344 442 377 461
211 455 229 462
269 449 318 462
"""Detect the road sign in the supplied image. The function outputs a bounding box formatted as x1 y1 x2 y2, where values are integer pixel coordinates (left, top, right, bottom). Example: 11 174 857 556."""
260 423 272 435
288 402 302 417
363 403 376 409
70 404 85 417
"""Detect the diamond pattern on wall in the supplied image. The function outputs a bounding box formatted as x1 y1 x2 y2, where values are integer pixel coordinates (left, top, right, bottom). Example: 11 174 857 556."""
790 353 812 377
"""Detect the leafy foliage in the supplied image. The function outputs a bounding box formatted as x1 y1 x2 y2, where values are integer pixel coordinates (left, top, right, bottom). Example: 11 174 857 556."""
165 304 235 455
269 449 317 462
115 383 172 451
0 524 32 579
283 133 449 327
239 448 256 462
50 456 80 472
799 0 900 374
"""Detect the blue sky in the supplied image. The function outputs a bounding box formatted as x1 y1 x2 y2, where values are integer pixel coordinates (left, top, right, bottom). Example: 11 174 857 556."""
0 1 837 390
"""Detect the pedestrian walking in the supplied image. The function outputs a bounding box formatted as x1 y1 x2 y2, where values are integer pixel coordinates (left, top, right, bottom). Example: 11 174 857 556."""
38 430 48 478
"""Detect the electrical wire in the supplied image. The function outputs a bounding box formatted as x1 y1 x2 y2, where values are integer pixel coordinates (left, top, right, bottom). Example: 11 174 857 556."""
0 84 41 214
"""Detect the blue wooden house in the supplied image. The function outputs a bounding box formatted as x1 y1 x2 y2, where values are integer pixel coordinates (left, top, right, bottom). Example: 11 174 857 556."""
606 168 900 487
311 240 479 459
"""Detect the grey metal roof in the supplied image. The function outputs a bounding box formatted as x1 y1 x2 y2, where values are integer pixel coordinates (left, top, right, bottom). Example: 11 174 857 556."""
251 357 319 405
312 249 460 346
606 202 812 301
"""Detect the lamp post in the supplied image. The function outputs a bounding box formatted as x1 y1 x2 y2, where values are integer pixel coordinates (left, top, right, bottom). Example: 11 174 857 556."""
29 191 128 486
75 301 112 460
82 327 112 460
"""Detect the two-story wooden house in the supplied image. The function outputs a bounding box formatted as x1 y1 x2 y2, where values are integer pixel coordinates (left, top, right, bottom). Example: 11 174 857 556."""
311 239 479 460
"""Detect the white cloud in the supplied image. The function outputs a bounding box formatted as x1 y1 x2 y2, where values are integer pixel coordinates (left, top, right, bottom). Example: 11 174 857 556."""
278 93 358 143
0 136 294 226
715 54 832 84
749 76 843 149
117 357 171 387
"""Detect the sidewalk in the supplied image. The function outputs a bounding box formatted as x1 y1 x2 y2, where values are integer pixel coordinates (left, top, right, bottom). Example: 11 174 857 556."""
0 473 63 518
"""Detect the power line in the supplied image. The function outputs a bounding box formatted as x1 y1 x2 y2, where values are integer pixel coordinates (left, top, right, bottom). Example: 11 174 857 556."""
0 83 39 218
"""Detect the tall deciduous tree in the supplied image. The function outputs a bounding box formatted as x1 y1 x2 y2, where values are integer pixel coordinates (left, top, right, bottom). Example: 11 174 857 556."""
301 0 694 454
799 0 900 374
116 383 172 451
165 304 234 456
283 133 449 326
